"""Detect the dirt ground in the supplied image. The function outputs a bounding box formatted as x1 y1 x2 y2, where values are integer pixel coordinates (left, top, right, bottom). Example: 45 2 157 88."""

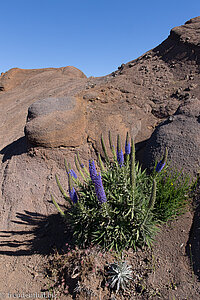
1 201 200 300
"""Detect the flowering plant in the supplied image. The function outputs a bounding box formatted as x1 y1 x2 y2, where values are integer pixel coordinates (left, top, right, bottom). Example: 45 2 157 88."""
52 132 191 252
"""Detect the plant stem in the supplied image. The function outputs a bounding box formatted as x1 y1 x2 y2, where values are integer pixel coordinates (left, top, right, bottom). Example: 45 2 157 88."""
130 138 135 218
101 134 109 163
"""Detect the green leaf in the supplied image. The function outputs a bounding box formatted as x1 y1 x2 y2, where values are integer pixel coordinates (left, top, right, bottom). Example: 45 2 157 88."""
51 194 66 216
101 134 109 163
55 174 68 199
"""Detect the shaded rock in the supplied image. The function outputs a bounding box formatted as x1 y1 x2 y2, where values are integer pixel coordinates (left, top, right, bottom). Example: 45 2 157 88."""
25 96 86 148
153 16 200 66
175 98 200 118
172 16 200 46
141 114 200 177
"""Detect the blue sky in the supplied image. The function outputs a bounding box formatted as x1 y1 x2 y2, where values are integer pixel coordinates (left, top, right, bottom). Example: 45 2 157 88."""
1 0 200 77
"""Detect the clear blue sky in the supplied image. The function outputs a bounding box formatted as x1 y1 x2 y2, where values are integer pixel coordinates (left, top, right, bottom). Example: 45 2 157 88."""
1 0 200 77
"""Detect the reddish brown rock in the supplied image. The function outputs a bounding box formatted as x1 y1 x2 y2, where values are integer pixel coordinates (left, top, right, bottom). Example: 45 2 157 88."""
0 66 88 150
25 96 87 147
0 66 86 92
171 16 200 46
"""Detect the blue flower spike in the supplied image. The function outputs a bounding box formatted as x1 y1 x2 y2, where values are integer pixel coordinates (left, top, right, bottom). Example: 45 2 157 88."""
94 173 107 204
68 173 78 204
69 169 78 179
69 186 78 204
156 147 168 173
125 132 131 155
117 134 124 168
89 160 107 204
67 161 79 184
125 132 131 163
89 160 98 183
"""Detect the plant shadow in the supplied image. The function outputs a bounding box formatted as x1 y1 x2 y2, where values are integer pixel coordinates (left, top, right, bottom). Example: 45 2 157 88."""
0 210 74 256
186 180 200 281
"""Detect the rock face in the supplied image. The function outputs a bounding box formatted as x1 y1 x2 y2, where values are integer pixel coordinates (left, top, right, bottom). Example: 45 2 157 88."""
171 16 200 47
141 98 200 178
0 66 86 92
141 114 200 177
25 96 87 147
154 16 200 64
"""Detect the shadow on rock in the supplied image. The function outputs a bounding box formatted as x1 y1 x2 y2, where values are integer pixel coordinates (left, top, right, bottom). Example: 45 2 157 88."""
0 210 73 256
0 136 27 162
186 181 200 280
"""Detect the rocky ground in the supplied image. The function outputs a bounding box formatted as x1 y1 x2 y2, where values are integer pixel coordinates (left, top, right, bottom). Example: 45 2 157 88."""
0 16 200 299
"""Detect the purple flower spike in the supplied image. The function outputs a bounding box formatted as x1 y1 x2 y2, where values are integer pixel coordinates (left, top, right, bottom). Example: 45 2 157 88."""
117 149 124 167
156 148 168 173
69 187 78 204
69 169 78 179
94 173 107 204
156 161 166 172
89 160 98 182
125 142 131 155
89 160 107 204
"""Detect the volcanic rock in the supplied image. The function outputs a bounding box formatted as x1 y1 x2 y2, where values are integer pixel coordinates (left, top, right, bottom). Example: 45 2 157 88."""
140 98 200 177
0 66 86 92
141 113 200 177
0 66 88 149
25 96 87 147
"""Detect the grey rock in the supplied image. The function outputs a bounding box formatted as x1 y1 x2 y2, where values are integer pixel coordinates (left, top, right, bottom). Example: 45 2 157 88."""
141 115 200 177
175 98 200 118
27 97 76 120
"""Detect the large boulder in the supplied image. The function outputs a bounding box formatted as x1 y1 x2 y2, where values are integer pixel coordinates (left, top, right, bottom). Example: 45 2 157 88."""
141 98 200 177
0 66 88 150
25 96 87 147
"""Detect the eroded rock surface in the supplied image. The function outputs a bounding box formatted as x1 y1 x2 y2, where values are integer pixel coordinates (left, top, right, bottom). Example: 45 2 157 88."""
0 66 88 150
0 66 86 92
25 96 87 147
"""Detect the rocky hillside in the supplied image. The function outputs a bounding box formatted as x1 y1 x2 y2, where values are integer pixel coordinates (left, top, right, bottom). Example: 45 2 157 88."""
0 16 199 297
